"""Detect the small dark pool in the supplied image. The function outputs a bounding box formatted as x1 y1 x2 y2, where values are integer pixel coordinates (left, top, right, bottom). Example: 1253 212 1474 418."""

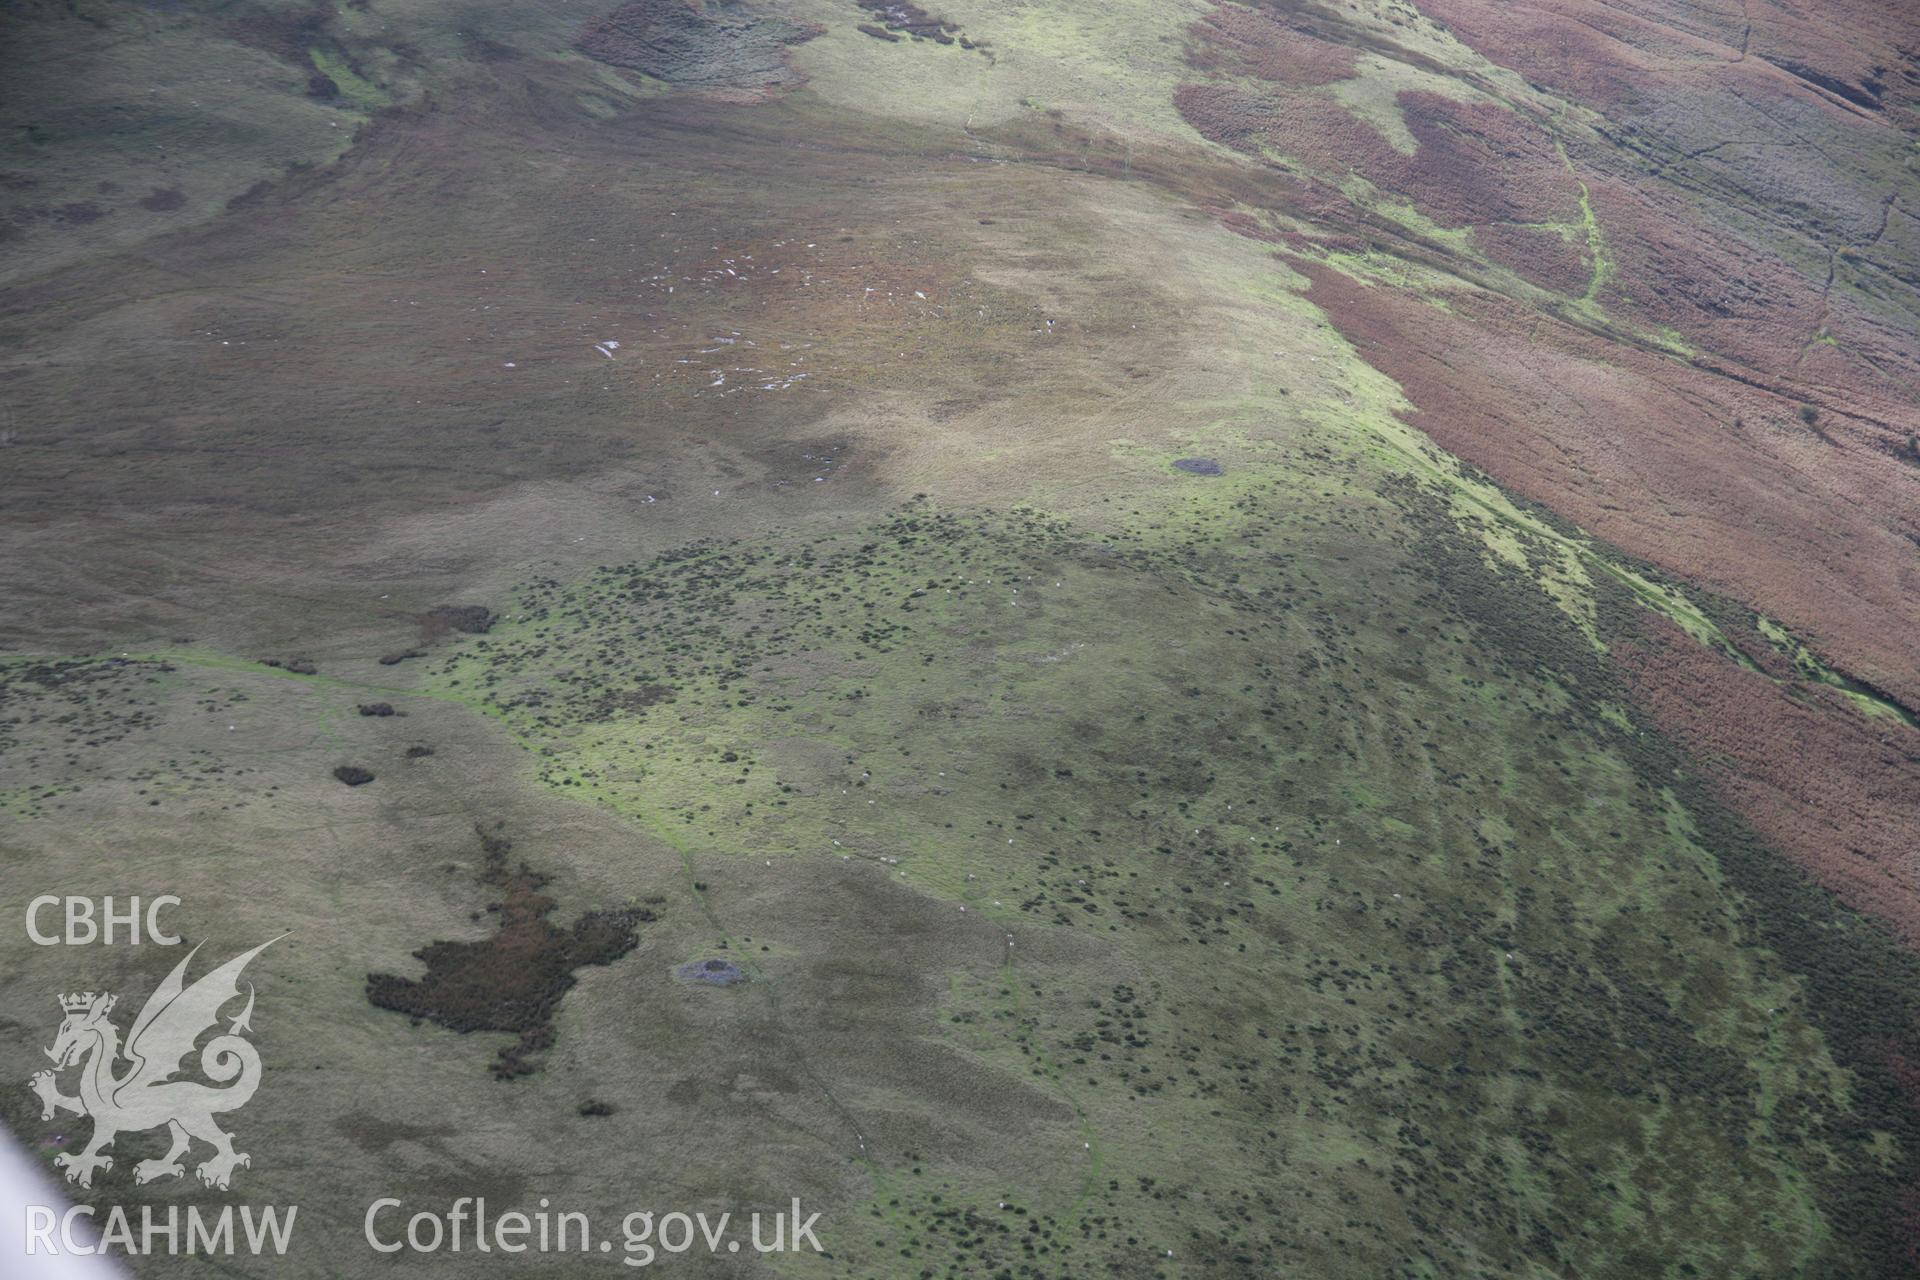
674 957 745 986
1172 457 1223 475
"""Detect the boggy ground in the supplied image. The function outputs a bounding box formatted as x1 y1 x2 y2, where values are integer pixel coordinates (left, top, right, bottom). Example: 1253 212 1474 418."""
1 0 1918 1276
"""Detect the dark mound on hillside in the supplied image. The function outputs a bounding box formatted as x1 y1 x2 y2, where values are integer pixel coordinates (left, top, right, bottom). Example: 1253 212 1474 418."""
425 604 494 635
853 0 983 51
366 824 652 1078
575 0 821 97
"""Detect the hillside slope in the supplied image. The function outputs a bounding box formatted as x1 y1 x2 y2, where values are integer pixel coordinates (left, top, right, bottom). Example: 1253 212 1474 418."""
1 1 1916 1276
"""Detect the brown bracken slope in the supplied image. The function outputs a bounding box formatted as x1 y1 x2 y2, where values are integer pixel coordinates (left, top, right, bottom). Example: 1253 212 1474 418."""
1171 0 1920 955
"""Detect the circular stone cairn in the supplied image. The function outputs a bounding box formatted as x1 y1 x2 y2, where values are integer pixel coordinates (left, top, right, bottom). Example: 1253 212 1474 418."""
1172 457 1223 475
674 957 745 986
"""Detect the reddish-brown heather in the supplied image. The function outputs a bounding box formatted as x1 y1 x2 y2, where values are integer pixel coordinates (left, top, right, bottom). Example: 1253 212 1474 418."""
1616 613 1920 946
1292 257 1920 712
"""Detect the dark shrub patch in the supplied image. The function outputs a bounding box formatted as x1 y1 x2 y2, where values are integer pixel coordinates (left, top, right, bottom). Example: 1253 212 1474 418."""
366 825 652 1078
424 604 495 636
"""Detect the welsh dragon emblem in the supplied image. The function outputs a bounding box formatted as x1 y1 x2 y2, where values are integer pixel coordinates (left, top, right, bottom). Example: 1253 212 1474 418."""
28 937 282 1190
